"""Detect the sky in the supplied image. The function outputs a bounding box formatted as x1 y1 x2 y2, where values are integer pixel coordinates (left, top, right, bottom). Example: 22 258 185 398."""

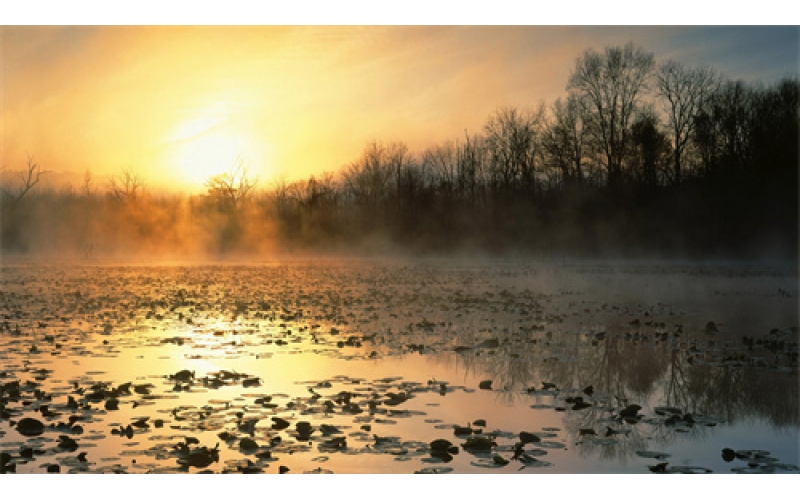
1 21 798 192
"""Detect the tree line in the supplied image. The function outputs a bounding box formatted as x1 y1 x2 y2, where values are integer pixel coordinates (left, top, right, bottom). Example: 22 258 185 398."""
2 42 797 258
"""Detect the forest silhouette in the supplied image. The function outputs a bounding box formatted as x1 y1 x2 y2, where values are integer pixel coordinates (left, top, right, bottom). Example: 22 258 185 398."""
2 42 797 260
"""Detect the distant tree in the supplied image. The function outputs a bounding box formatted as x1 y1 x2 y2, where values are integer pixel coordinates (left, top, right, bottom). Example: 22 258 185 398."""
288 173 337 227
267 176 291 219
81 170 97 199
543 94 589 188
693 80 756 177
483 105 545 195
455 132 487 206
392 156 433 235
628 110 670 187
1 154 43 209
423 141 459 195
108 168 145 203
0 154 44 252
568 42 655 187
340 141 410 233
202 160 258 253
205 159 257 214
385 142 409 197
748 77 799 181
656 60 719 184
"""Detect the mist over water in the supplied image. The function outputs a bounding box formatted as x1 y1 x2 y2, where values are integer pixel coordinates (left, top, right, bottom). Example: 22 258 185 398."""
2 43 797 263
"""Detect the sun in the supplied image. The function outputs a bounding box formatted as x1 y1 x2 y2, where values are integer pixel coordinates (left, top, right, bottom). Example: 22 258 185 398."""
176 129 246 187
167 104 267 190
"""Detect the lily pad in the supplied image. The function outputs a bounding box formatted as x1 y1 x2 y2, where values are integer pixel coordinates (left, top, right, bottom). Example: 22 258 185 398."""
319 424 342 435
319 437 347 450
636 450 671 460
533 440 566 449
58 435 79 451
453 425 473 436
178 450 219 468
17 418 45 437
415 466 454 474
619 404 642 418
462 436 496 452
654 406 682 416
518 454 553 467
271 417 290 430
426 452 454 463
239 438 259 451
519 432 541 444
430 439 456 452
665 465 713 474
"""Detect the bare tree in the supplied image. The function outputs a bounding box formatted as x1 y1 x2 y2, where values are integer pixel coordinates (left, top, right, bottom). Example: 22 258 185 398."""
483 105 545 194
385 142 409 196
108 168 145 203
341 141 394 210
544 94 588 187
423 141 458 193
290 175 331 214
656 60 719 184
568 42 655 187
268 176 292 219
628 108 670 187
1 154 43 209
455 132 487 208
81 170 98 199
205 159 257 213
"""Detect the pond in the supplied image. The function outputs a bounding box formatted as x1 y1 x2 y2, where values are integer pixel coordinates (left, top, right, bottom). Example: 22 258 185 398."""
1 258 798 474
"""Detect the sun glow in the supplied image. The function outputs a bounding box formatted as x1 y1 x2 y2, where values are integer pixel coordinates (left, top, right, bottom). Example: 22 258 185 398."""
168 103 268 190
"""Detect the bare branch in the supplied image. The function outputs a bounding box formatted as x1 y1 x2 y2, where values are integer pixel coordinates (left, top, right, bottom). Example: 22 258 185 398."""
205 158 257 212
2 154 44 208
108 168 145 203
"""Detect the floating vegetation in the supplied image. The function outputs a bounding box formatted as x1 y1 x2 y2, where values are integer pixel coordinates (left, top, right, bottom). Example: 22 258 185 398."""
174 441 220 469
636 450 671 460
649 464 713 474
518 454 554 468
0 261 797 474
519 432 541 444
415 466 454 474
462 436 496 452
16 418 45 437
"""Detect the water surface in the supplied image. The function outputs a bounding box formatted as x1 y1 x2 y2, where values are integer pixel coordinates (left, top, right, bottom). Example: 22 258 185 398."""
1 259 797 474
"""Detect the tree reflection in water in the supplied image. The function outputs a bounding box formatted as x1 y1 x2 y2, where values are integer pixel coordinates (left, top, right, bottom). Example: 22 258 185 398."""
432 318 798 461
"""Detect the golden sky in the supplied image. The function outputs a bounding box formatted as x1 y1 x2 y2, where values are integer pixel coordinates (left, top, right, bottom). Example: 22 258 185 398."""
2 25 797 192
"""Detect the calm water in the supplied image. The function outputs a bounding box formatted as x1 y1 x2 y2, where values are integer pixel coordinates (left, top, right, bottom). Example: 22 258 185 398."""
1 258 797 474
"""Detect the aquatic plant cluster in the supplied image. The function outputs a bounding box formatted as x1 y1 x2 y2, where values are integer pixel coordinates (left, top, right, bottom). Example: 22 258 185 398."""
1 261 798 473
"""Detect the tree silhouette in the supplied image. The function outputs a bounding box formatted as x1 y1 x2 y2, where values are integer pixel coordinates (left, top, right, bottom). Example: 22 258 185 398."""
203 160 258 253
656 60 719 184
1 154 43 209
568 43 655 188
108 168 145 204
484 105 545 196
629 109 669 187
544 95 589 188
205 159 256 214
